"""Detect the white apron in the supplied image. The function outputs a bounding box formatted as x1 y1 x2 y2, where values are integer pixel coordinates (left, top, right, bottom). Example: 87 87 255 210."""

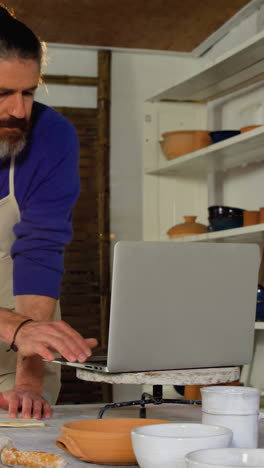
0 157 61 404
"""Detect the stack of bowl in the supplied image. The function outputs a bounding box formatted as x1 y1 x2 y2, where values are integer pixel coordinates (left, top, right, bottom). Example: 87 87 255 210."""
208 206 244 231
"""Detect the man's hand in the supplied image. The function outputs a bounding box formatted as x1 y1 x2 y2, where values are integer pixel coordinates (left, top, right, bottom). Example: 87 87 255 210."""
15 320 98 362
0 387 52 419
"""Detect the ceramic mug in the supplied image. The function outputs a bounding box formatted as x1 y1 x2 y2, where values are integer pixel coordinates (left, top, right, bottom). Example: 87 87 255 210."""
201 386 263 448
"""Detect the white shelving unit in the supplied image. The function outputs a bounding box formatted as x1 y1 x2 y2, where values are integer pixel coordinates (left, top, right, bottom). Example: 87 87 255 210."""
150 30 264 103
143 32 264 350
146 125 264 177
143 31 264 243
167 224 264 244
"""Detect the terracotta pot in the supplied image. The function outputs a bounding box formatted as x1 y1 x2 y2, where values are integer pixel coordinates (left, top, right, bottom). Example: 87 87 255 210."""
243 210 259 226
240 125 262 133
259 207 264 224
160 130 211 160
56 418 169 465
167 216 207 238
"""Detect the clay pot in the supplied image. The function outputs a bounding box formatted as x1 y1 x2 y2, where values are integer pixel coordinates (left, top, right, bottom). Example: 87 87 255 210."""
243 210 259 226
160 130 211 160
167 216 207 238
56 418 169 465
259 207 264 224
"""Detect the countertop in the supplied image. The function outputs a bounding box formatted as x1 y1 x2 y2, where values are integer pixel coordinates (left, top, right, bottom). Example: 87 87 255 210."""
0 402 264 467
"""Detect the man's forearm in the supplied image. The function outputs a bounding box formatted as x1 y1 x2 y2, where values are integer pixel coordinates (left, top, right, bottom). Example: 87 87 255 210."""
15 354 44 393
0 308 28 345
15 295 57 321
0 295 57 346
14 295 57 393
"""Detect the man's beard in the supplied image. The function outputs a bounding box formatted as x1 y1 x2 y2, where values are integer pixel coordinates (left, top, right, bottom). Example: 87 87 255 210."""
0 117 29 160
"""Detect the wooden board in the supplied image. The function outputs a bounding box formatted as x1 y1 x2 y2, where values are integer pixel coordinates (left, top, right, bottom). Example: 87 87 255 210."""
9 0 252 52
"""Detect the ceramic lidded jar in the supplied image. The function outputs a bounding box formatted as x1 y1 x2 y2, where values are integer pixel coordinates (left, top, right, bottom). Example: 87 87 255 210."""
167 216 207 238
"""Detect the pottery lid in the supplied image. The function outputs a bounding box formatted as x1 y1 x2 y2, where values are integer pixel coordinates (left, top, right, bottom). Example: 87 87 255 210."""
167 216 207 237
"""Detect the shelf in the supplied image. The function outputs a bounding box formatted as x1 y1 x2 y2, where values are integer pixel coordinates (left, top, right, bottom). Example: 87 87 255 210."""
169 223 264 244
145 126 264 177
150 31 264 102
255 322 264 330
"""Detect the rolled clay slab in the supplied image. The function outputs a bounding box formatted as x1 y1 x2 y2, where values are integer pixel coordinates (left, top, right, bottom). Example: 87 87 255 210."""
0 419 44 427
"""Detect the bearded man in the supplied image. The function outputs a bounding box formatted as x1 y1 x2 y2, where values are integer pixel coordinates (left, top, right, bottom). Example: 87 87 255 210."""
0 6 97 419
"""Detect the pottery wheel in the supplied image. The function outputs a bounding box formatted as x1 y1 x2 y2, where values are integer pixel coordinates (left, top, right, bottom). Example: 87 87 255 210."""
76 366 240 385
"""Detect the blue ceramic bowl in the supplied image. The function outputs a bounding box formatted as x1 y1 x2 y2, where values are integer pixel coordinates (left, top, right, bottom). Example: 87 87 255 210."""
210 130 240 143
208 217 243 231
256 285 264 321
208 205 244 231
208 205 244 218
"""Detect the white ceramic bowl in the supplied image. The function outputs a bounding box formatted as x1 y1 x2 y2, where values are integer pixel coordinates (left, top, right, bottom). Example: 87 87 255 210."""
185 448 264 467
131 423 233 468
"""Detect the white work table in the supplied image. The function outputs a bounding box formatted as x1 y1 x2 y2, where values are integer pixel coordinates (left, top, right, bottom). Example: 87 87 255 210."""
1 402 264 467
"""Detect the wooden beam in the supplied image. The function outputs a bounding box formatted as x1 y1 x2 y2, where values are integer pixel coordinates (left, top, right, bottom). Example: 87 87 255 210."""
97 50 111 354
42 75 98 86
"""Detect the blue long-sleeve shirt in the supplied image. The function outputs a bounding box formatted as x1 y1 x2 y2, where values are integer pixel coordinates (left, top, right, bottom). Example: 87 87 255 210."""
0 101 80 299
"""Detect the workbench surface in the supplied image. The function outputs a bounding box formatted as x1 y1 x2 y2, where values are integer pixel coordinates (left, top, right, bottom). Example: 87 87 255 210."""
0 402 263 467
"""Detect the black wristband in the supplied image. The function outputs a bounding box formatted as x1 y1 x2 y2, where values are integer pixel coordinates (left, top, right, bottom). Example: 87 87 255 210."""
6 319 34 352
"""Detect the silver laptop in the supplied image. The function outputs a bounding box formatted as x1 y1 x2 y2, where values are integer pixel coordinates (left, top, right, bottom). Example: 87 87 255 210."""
52 241 260 373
